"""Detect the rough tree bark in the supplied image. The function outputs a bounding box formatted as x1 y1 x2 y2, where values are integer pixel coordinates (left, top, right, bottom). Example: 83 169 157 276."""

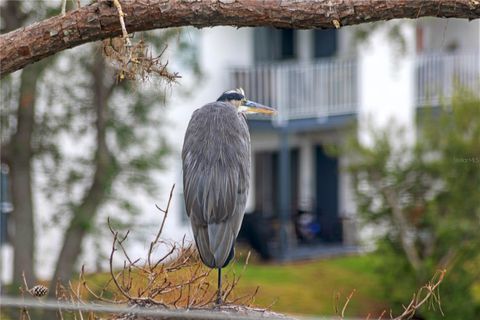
49 50 118 290
1 0 479 76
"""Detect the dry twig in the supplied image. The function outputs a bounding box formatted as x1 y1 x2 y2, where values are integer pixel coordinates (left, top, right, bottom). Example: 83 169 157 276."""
102 2 181 83
391 269 446 320
333 270 446 320
334 289 355 319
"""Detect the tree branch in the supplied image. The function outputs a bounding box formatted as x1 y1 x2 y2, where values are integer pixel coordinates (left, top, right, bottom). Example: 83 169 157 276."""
1 0 480 76
383 186 422 273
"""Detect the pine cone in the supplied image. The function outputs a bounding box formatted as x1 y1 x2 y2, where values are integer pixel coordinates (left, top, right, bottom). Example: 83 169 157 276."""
29 285 48 297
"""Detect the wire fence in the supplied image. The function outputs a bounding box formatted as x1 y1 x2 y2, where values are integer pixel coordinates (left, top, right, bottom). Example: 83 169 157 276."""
0 295 353 320
0 296 279 320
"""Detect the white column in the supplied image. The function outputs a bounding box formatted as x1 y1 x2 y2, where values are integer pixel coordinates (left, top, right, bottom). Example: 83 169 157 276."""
339 155 358 245
296 30 313 62
298 138 313 213
358 22 416 145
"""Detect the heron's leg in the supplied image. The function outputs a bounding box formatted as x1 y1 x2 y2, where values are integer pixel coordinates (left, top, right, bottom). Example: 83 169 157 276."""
216 267 222 305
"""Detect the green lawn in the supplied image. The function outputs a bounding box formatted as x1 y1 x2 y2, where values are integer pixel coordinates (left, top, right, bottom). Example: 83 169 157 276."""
0 253 387 320
225 253 388 317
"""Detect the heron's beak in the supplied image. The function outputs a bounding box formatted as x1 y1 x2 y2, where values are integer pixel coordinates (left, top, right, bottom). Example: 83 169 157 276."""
242 100 277 115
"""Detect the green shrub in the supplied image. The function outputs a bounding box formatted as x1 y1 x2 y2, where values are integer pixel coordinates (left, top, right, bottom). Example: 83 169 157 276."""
341 90 480 319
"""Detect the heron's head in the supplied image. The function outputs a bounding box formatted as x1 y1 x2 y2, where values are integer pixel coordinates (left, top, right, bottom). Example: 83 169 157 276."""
217 88 276 115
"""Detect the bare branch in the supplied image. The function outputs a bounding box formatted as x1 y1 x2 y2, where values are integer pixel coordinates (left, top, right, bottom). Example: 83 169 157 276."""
112 0 132 48
79 265 121 304
341 290 355 319
391 269 446 320
148 184 175 269
334 289 356 320
107 218 134 300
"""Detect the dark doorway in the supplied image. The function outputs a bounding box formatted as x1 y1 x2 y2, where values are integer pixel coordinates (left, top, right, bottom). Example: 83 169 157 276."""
315 145 342 243
239 149 299 258
254 149 299 218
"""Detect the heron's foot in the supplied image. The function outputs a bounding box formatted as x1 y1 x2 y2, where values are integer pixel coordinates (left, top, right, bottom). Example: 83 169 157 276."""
215 294 223 306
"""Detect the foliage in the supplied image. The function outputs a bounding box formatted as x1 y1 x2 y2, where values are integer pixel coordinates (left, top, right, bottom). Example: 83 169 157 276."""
340 90 480 319
352 20 409 55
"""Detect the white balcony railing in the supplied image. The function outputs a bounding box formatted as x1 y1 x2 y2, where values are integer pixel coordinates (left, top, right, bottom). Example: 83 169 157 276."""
230 58 358 121
415 53 480 106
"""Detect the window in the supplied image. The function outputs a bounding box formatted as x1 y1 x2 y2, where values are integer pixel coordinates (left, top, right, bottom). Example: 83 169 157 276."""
280 29 295 59
1 164 13 246
254 28 296 62
313 29 337 58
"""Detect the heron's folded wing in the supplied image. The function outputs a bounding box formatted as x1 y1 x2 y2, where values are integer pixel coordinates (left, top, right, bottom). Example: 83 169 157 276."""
191 223 215 267
181 103 250 268
207 221 235 267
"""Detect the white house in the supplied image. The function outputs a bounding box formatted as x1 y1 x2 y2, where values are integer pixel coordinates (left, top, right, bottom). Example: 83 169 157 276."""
1 18 479 282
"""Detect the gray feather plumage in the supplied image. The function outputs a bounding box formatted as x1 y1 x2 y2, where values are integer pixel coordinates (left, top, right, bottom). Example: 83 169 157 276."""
182 101 250 268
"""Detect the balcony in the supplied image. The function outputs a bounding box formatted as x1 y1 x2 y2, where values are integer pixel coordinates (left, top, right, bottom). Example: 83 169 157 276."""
230 58 358 121
229 53 478 122
415 53 480 106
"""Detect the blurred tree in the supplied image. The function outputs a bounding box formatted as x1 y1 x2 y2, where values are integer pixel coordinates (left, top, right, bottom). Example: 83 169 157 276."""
340 90 480 318
0 1 200 291
0 0 56 287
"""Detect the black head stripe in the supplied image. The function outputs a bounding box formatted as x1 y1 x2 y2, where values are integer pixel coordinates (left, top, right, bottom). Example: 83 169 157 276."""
217 91 245 102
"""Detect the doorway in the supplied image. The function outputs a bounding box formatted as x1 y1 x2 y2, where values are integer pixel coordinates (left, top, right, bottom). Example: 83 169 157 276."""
315 145 342 243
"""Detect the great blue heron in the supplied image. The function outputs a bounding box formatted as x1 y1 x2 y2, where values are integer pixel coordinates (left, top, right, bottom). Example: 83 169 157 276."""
182 88 275 304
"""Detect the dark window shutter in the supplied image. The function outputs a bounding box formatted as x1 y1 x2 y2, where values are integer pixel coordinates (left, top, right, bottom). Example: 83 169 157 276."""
313 29 337 58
